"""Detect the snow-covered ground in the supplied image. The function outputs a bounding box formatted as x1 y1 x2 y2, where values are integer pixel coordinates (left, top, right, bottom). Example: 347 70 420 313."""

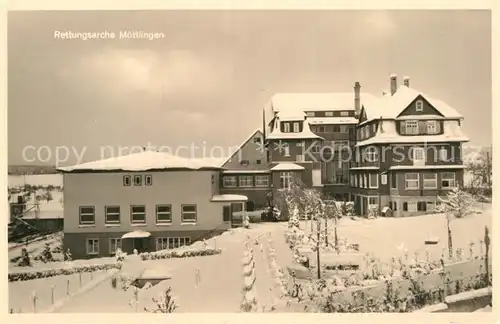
9 269 111 313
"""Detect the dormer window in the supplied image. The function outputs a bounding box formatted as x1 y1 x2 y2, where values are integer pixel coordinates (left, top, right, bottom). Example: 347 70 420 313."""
405 120 419 134
283 123 290 133
325 112 334 117
416 100 424 112
340 111 349 117
306 112 315 117
293 122 300 133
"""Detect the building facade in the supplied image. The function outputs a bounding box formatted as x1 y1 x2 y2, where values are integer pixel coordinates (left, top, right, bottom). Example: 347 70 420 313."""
59 151 247 259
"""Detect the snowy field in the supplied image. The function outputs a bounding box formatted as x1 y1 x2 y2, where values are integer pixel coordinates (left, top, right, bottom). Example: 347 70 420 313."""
8 174 63 188
9 270 111 313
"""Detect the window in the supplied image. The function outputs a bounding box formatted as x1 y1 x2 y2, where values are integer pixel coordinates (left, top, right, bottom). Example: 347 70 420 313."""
240 160 249 166
255 175 269 187
391 201 398 211
439 147 448 161
293 122 300 133
340 126 348 133
427 121 437 134
369 197 378 205
325 111 334 117
306 112 315 117
381 174 388 185
123 175 131 186
156 237 169 250
280 172 292 189
239 175 254 187
335 140 349 151
405 121 419 135
130 205 146 224
283 123 290 133
391 173 397 188
296 154 305 162
423 173 437 189
211 174 216 184
335 173 347 184
223 206 231 222
223 176 237 188
256 159 262 164
296 141 303 147
340 111 349 117
181 205 197 223
426 201 436 212
145 175 153 186
416 100 424 112
372 123 377 133
407 201 418 212
364 147 379 162
417 201 427 212
156 205 172 224
405 173 419 189
441 172 456 189
369 174 378 188
105 206 120 224
333 126 340 133
412 147 425 165
403 202 408 211
86 239 99 255
311 142 321 153
109 238 121 254
133 175 142 186
79 206 95 225
253 136 262 144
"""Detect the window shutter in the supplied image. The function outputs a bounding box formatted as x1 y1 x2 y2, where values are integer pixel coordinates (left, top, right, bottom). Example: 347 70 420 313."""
400 122 406 134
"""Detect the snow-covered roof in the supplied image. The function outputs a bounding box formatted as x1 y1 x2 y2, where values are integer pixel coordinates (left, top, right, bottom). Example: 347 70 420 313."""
356 119 469 147
268 92 378 114
270 162 305 171
222 170 270 174
360 86 463 125
211 194 248 202
349 166 380 170
267 121 324 140
307 117 358 125
57 151 226 172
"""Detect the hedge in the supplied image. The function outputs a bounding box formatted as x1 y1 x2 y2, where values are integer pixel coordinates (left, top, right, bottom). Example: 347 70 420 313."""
8 263 122 282
139 247 222 260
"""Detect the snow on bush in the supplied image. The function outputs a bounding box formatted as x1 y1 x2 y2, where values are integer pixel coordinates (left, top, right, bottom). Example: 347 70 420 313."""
139 247 221 260
8 262 121 282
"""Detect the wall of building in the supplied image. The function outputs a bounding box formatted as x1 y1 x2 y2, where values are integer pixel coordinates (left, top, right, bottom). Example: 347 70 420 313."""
63 170 231 234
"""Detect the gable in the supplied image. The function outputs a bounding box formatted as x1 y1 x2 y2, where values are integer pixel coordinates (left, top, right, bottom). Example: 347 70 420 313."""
397 95 445 118
221 130 267 170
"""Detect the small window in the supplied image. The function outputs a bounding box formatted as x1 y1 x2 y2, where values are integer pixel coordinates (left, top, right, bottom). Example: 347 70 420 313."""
416 100 424 112
427 121 437 134
253 137 262 144
156 205 172 224
223 176 237 188
145 175 153 186
441 172 456 189
369 197 378 205
240 160 250 166
86 239 99 255
293 122 300 133
256 159 261 164
412 147 425 165
392 201 398 211
306 112 315 117
405 121 419 135
123 175 131 186
417 201 427 212
105 206 120 224
381 174 388 185
109 238 121 254
79 206 95 225
130 205 146 223
325 111 334 117
372 123 377 133
333 126 340 132
317 126 325 133
283 123 290 133
133 175 142 186
181 205 197 223
239 175 253 187
403 202 408 211
340 111 349 117
369 174 378 188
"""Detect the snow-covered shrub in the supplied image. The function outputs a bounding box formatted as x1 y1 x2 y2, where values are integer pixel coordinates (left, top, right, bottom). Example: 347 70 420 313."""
64 248 72 261
339 201 355 218
144 287 178 313
115 248 127 262
8 262 122 282
367 204 379 218
17 248 31 267
140 247 221 261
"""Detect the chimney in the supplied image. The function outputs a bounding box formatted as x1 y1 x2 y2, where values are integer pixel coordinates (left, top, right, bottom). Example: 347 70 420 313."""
354 81 361 116
403 76 410 87
390 74 397 96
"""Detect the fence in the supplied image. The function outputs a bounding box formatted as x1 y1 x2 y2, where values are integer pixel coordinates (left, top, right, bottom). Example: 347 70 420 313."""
9 269 105 313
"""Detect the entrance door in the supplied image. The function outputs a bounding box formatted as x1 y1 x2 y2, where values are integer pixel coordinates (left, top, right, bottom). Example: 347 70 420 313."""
133 238 145 253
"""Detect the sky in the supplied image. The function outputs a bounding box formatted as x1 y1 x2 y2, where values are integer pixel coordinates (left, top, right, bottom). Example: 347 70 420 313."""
8 10 492 166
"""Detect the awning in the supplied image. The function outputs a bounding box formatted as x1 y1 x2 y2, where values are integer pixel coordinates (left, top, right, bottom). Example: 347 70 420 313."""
211 194 248 202
121 230 152 239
